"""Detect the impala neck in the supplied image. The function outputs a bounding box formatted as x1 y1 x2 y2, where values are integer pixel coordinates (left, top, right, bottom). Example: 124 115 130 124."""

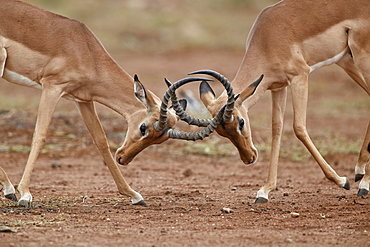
231 52 271 110
91 62 153 119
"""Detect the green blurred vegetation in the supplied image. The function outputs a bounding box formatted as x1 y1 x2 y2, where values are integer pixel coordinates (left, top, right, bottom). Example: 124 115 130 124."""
26 0 277 52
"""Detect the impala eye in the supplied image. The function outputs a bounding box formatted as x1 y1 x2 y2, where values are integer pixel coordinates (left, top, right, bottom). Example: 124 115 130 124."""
238 118 245 131
139 123 147 136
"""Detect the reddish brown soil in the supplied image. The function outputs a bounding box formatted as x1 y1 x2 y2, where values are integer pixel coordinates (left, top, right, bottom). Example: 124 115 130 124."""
0 50 369 247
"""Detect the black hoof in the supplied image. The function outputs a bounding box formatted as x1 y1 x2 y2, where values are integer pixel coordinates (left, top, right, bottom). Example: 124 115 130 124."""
133 200 147 206
5 193 18 202
18 200 32 208
343 177 350 190
255 197 268 203
357 189 369 196
355 174 364 182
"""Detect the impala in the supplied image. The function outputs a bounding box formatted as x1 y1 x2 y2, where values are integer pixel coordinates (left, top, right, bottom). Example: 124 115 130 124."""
0 0 193 207
0 167 16 201
171 0 370 202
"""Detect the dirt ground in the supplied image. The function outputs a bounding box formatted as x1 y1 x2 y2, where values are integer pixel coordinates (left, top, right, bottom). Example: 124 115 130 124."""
0 49 370 247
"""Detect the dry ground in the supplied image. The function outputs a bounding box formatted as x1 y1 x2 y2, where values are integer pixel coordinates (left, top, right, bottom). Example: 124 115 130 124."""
0 49 369 247
1 1 370 246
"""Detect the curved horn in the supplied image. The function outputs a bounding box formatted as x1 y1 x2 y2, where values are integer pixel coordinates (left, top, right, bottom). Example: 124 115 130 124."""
158 70 236 141
154 77 212 132
165 78 215 127
188 70 235 123
167 104 226 141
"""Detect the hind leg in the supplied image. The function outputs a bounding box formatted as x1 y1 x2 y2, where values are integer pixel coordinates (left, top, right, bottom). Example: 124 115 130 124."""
354 121 370 183
17 83 63 207
337 30 370 193
0 166 17 201
358 160 370 196
354 122 370 197
336 59 370 193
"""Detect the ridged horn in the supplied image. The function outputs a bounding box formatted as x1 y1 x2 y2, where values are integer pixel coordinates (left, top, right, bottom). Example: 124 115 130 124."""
167 105 226 141
159 70 236 141
165 77 214 127
154 77 212 132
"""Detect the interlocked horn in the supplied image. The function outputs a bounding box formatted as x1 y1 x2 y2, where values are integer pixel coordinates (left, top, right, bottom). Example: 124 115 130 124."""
188 70 235 123
154 77 213 132
160 70 235 141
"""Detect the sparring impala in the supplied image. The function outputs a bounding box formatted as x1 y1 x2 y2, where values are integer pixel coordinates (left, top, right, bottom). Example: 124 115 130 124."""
0 0 195 207
172 0 370 203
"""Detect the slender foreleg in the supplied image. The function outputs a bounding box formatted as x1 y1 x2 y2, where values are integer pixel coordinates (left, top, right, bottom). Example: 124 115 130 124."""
256 88 287 203
0 48 16 201
76 102 145 205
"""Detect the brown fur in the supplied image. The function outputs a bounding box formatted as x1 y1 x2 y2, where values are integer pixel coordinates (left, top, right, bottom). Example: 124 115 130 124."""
201 0 370 201
0 0 178 206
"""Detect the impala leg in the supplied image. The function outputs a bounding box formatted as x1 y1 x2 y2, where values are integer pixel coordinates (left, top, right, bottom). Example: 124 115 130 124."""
0 51 16 201
76 102 145 205
354 120 370 182
341 31 370 193
0 166 17 201
290 74 350 191
353 75 370 194
353 102 370 196
256 88 287 203
358 162 370 196
345 92 369 194
336 53 370 183
17 86 62 208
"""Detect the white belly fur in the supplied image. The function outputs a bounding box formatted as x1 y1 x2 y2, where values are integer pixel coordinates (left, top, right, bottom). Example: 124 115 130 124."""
2 69 85 102
309 48 347 73
3 69 42 90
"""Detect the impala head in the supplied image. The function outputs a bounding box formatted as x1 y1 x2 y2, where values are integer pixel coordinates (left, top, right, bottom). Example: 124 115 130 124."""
115 75 186 165
199 75 263 165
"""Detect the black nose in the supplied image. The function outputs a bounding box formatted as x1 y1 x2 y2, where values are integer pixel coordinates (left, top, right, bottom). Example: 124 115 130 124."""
250 156 255 164
117 157 123 165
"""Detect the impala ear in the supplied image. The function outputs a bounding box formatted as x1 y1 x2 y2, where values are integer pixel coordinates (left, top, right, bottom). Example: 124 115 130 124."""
199 80 216 109
237 74 264 104
169 99 187 111
134 74 157 113
169 99 188 120
179 99 187 111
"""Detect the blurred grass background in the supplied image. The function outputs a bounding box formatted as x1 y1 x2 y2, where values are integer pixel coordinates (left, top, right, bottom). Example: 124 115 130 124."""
0 0 368 163
1 0 277 110
27 0 276 53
